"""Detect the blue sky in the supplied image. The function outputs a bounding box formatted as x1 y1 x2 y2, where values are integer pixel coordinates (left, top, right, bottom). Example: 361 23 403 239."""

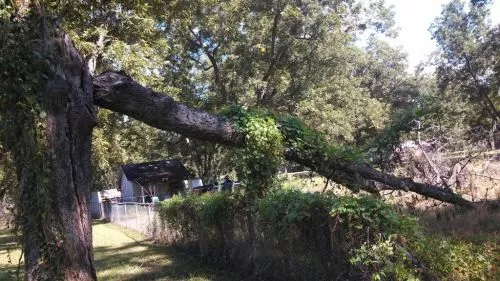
385 0 500 71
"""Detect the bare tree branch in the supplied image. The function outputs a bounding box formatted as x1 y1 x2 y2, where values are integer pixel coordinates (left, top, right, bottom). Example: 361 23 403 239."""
189 27 229 102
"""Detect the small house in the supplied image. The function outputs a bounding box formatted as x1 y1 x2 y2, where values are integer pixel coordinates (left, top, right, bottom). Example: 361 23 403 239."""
118 159 194 202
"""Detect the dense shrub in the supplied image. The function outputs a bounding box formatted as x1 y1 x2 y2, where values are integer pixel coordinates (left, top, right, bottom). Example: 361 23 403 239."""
405 233 497 281
157 190 496 280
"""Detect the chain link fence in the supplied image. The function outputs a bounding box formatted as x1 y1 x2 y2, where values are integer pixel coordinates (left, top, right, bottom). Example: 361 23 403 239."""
0 199 14 229
103 202 161 237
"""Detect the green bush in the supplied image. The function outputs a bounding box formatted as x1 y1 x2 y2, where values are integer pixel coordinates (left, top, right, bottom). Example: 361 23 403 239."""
259 190 407 234
349 237 420 281
258 190 336 274
157 192 244 244
157 194 202 242
157 191 497 281
259 190 335 231
404 233 497 281
330 195 412 233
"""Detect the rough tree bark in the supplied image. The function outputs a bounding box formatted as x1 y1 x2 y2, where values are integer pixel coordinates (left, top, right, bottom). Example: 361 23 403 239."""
93 71 474 208
10 15 98 281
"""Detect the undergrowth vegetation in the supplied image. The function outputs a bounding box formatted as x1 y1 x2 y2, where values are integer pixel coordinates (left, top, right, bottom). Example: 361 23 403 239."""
158 190 497 281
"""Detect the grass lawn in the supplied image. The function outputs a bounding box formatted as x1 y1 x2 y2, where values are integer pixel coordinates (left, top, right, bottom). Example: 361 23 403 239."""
0 229 21 281
0 222 241 281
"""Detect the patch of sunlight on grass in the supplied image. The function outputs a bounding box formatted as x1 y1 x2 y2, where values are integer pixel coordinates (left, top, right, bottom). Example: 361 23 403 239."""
0 229 22 281
1 223 240 281
93 223 174 280
93 222 240 281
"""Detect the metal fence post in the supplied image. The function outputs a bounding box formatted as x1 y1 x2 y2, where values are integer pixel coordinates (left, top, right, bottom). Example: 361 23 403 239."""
116 204 120 224
124 203 128 228
148 204 152 226
135 204 139 231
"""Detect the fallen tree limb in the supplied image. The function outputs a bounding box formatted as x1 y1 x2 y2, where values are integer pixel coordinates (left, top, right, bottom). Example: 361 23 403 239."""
93 71 239 146
286 150 473 208
93 71 474 208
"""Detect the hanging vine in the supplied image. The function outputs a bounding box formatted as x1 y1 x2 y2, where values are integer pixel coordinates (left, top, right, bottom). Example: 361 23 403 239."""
1 5 65 279
222 106 284 198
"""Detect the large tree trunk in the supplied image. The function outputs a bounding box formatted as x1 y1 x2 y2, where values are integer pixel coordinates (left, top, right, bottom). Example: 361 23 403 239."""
93 71 474 208
13 17 97 281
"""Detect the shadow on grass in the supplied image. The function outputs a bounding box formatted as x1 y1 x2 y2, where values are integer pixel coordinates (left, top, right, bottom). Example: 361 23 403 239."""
0 263 22 281
1 223 244 281
92 219 112 226
95 242 245 281
0 233 19 253
92 223 245 281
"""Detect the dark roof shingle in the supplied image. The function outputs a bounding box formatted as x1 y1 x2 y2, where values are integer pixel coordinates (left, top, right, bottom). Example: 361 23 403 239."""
121 159 193 183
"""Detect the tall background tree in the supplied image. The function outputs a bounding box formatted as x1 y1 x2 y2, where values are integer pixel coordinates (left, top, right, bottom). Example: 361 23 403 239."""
430 0 499 148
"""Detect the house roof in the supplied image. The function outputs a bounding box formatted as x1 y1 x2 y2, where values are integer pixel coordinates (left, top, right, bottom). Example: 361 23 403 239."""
121 159 193 183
